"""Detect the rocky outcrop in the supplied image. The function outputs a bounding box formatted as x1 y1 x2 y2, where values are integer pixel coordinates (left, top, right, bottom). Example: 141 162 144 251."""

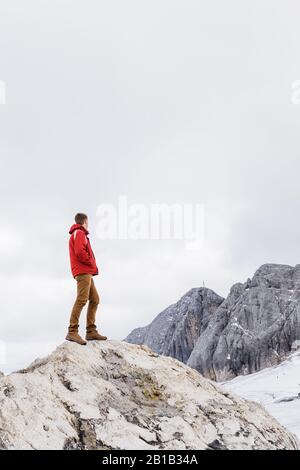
0 340 298 450
125 264 300 381
125 288 224 363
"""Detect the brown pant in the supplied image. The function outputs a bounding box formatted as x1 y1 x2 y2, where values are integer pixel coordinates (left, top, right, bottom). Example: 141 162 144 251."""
68 274 100 333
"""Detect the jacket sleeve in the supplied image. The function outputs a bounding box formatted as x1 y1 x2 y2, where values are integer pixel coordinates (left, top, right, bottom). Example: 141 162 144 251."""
73 230 94 265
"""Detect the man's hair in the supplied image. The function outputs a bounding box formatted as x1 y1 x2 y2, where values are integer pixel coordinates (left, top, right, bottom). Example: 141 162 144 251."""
75 213 88 225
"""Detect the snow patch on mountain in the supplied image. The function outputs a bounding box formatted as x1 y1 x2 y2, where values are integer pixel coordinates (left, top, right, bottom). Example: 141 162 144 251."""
221 351 300 440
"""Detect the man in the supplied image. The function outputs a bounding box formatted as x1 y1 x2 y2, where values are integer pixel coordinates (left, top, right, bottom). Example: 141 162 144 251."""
66 213 107 345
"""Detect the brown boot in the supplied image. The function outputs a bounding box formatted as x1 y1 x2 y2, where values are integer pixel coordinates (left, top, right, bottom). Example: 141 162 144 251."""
66 331 87 345
86 330 107 341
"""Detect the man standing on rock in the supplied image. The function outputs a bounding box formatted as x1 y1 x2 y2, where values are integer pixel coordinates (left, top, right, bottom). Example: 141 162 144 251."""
66 213 107 345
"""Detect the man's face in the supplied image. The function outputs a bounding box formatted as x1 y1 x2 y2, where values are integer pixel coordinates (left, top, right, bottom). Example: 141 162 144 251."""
82 218 89 230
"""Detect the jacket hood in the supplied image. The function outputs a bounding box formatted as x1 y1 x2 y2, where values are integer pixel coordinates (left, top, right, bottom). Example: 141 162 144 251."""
69 224 89 235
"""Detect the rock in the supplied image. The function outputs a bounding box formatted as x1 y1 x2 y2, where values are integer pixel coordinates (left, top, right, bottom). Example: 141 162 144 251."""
126 264 300 381
125 287 224 363
0 340 298 450
188 264 300 381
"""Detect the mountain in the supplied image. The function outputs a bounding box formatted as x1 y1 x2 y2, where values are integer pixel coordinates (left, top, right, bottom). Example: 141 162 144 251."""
125 287 224 363
188 264 300 380
0 340 298 450
221 350 300 441
125 264 300 381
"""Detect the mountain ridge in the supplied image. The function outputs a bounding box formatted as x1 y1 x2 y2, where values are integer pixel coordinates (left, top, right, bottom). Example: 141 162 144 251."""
125 263 300 380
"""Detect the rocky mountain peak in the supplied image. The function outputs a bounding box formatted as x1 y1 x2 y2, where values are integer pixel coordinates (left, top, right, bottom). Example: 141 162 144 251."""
126 263 300 381
125 287 224 364
251 263 300 288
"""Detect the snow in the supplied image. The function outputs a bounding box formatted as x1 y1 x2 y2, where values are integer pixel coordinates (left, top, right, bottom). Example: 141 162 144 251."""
221 351 300 440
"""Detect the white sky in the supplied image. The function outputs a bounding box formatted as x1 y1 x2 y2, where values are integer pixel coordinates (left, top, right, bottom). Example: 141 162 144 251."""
1 0 300 372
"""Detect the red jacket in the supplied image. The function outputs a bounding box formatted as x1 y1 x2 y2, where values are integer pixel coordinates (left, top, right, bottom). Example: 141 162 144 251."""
69 224 99 278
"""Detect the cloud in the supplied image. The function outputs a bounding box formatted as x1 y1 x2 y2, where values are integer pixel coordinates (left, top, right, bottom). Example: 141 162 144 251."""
1 0 300 371
0 226 23 255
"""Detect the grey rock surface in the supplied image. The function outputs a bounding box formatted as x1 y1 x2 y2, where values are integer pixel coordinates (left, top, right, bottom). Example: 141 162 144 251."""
188 264 300 380
125 288 224 363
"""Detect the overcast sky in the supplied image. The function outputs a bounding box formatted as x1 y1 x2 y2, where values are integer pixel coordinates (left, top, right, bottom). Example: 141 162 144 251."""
1 0 300 372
